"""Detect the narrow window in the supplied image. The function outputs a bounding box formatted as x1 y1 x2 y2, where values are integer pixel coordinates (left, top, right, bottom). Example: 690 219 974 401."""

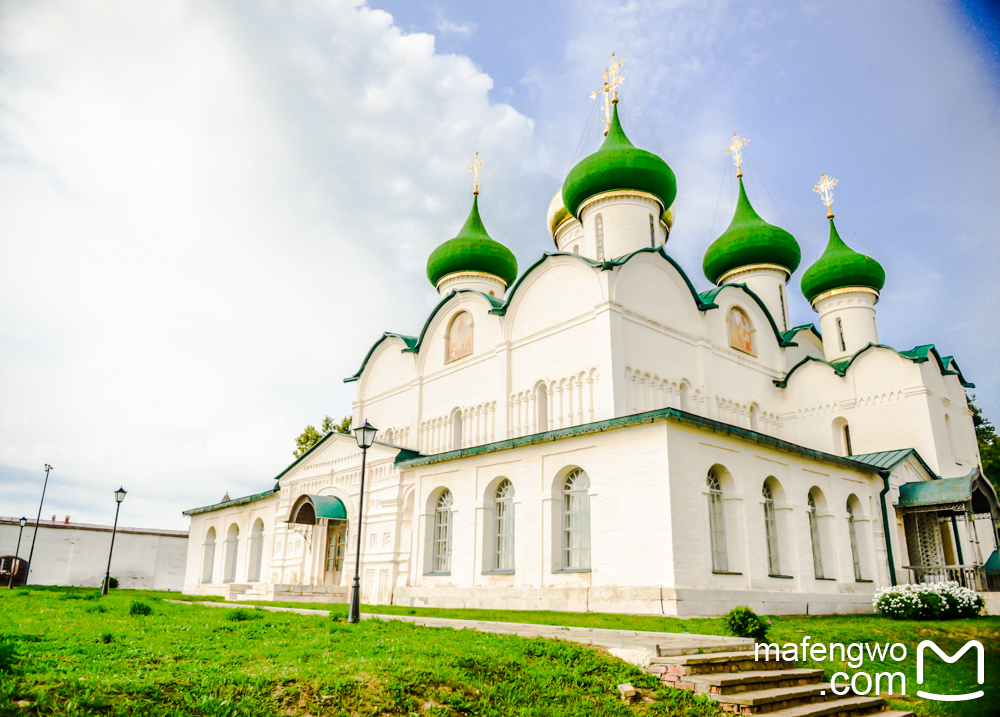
201 527 216 583
763 484 780 575
843 424 853 456
808 493 824 579
493 479 515 571
649 214 655 247
325 524 347 577
707 470 728 572
563 469 591 569
223 524 239 583
847 501 862 581
433 490 453 573
836 318 846 351
779 284 789 331
595 214 605 261
573 245 579 255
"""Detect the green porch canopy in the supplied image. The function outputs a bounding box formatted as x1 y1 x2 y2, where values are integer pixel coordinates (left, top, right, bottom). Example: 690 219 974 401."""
897 473 999 517
288 494 347 524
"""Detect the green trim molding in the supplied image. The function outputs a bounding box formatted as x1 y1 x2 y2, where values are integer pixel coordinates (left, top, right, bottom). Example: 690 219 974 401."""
183 485 280 517
344 333 417 383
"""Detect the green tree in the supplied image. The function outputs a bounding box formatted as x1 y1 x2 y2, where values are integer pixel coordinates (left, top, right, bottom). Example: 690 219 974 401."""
969 394 999 494
294 416 352 457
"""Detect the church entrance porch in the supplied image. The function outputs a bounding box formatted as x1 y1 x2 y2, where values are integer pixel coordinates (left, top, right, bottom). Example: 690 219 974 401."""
897 473 999 592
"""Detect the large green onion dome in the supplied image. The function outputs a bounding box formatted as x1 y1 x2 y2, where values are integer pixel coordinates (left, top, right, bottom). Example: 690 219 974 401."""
426 194 518 288
562 103 677 219
703 177 801 285
800 217 885 304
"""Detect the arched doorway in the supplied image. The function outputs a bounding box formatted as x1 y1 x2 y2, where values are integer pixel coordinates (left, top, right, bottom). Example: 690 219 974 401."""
0 556 27 587
288 494 349 587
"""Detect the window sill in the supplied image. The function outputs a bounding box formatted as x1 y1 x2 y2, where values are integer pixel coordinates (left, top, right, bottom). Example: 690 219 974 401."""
855 579 874 583
423 572 451 577
552 568 592 574
815 577 836 581
712 570 743 575
768 574 794 579
482 570 515 575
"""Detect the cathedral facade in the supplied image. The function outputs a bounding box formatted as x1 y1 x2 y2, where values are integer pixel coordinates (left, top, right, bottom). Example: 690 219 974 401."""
182 87 998 616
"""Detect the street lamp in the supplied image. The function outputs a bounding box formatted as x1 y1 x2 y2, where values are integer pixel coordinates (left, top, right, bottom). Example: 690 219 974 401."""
348 419 378 624
7 517 27 589
24 464 53 587
101 487 127 595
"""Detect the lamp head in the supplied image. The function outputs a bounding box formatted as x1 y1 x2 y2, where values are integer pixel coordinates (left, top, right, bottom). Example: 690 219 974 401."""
19 517 26 527
353 419 378 449
115 487 127 504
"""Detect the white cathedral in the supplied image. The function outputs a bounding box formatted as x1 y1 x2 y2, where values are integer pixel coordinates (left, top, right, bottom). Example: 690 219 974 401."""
182 72 999 616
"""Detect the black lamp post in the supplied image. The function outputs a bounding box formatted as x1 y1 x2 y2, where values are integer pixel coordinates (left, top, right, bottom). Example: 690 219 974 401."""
7 517 27 589
24 464 52 587
102 487 127 595
348 419 378 624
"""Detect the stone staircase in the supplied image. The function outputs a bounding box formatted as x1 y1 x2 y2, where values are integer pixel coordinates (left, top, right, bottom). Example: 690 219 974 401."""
647 644 913 716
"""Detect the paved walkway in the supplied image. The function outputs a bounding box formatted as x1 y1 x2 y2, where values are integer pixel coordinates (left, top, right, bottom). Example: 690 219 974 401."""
164 600 751 660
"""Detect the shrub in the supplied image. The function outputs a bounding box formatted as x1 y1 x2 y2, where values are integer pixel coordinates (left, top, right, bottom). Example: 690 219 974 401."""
873 581 984 620
107 577 119 589
722 605 770 642
226 609 262 622
129 601 153 617
98 633 114 644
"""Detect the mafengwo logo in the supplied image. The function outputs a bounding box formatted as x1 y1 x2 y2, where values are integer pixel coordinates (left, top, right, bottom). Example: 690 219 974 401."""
916 640 984 702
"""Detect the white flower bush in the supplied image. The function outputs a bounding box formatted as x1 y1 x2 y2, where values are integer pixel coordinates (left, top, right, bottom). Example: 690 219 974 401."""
873 580 984 620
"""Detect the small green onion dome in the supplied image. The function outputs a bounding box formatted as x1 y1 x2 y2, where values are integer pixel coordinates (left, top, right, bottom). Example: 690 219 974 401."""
703 177 801 284
800 217 885 304
562 103 677 219
426 195 518 288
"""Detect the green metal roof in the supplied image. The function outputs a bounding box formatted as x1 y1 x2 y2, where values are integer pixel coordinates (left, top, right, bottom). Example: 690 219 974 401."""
846 448 942 480
775 342 975 389
302 494 347 521
703 177 801 284
426 195 518 287
562 103 677 219
781 324 821 344
395 406 879 474
800 217 885 303
182 485 280 516
897 476 975 508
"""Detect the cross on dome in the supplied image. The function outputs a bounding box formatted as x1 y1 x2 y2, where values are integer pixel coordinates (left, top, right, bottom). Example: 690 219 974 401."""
725 133 749 178
469 152 484 195
591 53 626 136
814 172 838 218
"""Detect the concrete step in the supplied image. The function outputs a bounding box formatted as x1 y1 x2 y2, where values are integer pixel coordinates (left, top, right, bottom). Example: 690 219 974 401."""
761 696 890 717
687 668 824 695
650 651 796 675
657 641 753 657
878 712 916 717
710 682 830 710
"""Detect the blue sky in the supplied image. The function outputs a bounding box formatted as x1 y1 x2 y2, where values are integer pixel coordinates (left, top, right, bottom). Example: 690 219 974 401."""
1 0 997 529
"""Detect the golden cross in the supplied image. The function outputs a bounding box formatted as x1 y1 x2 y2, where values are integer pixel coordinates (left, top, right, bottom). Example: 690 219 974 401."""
469 152 484 195
813 172 838 218
590 53 626 136
725 133 749 178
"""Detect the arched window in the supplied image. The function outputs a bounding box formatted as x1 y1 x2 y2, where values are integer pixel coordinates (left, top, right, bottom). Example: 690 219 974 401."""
562 469 591 569
762 483 780 575
749 405 759 432
493 479 515 571
836 317 846 352
573 245 579 255
707 470 727 572
679 382 692 412
445 311 473 363
248 519 264 583
832 417 852 456
847 500 862 581
808 492 824 578
201 527 216 583
223 524 239 583
727 306 755 355
843 424 853 456
432 490 453 573
595 214 605 261
649 214 655 248
535 384 549 432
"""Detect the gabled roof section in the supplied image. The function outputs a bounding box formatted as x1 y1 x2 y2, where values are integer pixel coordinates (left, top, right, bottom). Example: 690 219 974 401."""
774 342 975 389
488 251 602 316
781 324 821 344
698 282 797 348
183 484 280 517
847 448 940 480
401 289 502 356
395 406 880 474
344 333 417 383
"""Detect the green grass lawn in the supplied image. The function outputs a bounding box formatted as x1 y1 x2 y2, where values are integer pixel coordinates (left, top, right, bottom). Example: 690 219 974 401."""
2 586 998 716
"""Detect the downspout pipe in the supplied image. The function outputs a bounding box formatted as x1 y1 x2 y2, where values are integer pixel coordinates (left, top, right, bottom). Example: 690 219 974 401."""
879 470 897 586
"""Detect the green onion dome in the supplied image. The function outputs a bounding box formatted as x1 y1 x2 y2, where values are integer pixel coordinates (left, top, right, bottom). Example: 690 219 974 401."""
562 103 677 219
426 194 518 288
800 217 885 304
703 177 801 285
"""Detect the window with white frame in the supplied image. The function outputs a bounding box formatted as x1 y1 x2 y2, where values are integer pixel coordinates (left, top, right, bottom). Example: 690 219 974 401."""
432 490 453 573
595 215 605 261
562 469 591 569
762 483 781 575
808 492 824 578
493 479 515 571
847 500 862 581
707 470 728 572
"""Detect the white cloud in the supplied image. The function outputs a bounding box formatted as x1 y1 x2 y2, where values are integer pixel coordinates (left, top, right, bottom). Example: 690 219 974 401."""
0 0 532 528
